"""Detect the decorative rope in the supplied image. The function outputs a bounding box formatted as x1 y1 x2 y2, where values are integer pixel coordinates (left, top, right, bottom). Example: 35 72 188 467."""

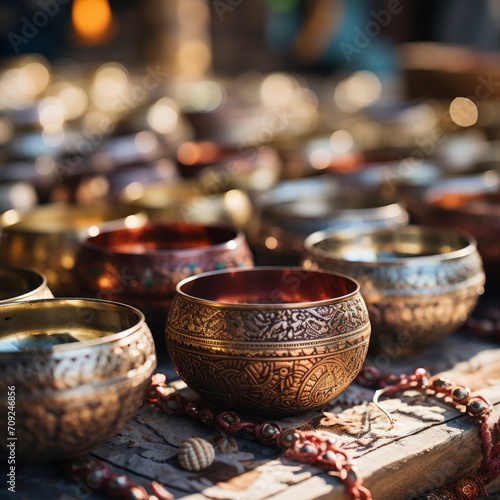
147 373 372 500
62 368 499 500
356 366 499 500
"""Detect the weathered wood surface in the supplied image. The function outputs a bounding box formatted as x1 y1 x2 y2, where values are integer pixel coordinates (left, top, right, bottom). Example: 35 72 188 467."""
12 330 500 500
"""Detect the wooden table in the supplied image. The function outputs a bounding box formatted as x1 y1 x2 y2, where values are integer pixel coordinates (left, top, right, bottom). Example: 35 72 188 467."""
12 307 500 500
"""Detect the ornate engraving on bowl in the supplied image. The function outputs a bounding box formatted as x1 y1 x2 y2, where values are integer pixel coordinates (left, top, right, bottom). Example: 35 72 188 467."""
304 243 485 351
11 374 151 459
0 323 156 392
167 295 371 417
0 306 157 460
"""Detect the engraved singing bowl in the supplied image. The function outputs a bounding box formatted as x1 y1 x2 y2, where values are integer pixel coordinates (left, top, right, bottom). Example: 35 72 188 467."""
0 298 156 460
0 203 141 296
166 267 371 417
302 226 485 353
0 264 53 303
75 222 254 342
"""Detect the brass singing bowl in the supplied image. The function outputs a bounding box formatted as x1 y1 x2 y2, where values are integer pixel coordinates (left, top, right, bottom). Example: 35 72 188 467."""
166 267 371 417
0 264 53 303
0 298 156 461
75 222 254 345
0 203 142 296
303 226 485 353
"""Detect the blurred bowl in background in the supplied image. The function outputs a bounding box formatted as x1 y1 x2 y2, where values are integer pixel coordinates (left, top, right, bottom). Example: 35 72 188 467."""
0 264 53 304
0 298 156 460
248 175 409 265
167 267 371 417
120 178 254 228
418 172 500 282
0 203 143 296
50 158 179 205
75 222 254 351
395 162 499 222
303 225 485 354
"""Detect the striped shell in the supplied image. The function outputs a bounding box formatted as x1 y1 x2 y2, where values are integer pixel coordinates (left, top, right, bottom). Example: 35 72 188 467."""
177 437 215 472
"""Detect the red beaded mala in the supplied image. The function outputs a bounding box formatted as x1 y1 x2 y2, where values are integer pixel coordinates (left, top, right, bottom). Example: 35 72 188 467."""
63 369 500 500
357 366 500 499
148 373 372 500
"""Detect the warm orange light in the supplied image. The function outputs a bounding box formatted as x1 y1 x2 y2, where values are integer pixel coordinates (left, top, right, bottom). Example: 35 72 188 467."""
72 0 114 46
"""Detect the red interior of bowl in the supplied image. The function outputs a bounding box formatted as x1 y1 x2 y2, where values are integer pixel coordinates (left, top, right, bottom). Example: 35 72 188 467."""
179 268 357 305
86 224 238 253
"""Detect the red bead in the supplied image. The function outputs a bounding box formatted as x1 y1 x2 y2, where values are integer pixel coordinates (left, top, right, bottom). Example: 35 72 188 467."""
106 474 131 497
451 386 470 404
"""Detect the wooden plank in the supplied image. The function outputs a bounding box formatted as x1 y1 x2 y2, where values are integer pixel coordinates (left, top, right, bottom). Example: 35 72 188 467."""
16 334 500 500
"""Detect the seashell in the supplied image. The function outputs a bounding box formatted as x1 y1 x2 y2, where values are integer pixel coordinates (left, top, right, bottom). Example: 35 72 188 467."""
177 437 215 471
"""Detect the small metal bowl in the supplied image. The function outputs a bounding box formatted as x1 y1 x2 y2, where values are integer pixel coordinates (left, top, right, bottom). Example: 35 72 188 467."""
0 203 142 296
417 172 500 282
167 267 371 417
303 225 485 353
75 222 254 346
0 264 53 303
248 175 409 265
0 298 156 460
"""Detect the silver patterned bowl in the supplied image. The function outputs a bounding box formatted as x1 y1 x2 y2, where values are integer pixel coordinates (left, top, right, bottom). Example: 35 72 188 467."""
166 267 371 417
0 298 156 460
303 225 485 353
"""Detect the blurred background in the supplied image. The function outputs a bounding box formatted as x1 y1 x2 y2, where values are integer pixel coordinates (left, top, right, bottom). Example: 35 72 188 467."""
2 0 500 293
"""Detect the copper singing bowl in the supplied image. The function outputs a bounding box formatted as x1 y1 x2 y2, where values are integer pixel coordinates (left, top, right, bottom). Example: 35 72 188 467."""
0 298 156 460
418 175 500 281
166 267 371 417
75 222 254 332
0 203 141 296
0 264 53 303
303 226 485 353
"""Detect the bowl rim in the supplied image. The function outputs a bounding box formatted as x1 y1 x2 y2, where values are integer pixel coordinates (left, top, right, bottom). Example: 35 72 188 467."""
0 264 49 304
0 297 147 353
254 174 409 219
303 224 479 265
79 221 247 257
173 266 361 309
0 202 140 235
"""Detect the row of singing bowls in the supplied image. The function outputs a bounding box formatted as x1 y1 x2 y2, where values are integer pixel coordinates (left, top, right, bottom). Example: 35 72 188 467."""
0 298 157 460
248 175 409 265
75 222 254 348
0 203 143 296
0 264 53 303
166 267 371 417
303 225 485 352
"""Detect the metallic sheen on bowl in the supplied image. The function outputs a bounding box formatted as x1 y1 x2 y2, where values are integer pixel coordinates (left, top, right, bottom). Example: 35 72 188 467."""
0 203 142 296
0 264 53 303
303 226 485 353
0 298 156 460
166 267 371 417
248 175 409 265
75 222 254 342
